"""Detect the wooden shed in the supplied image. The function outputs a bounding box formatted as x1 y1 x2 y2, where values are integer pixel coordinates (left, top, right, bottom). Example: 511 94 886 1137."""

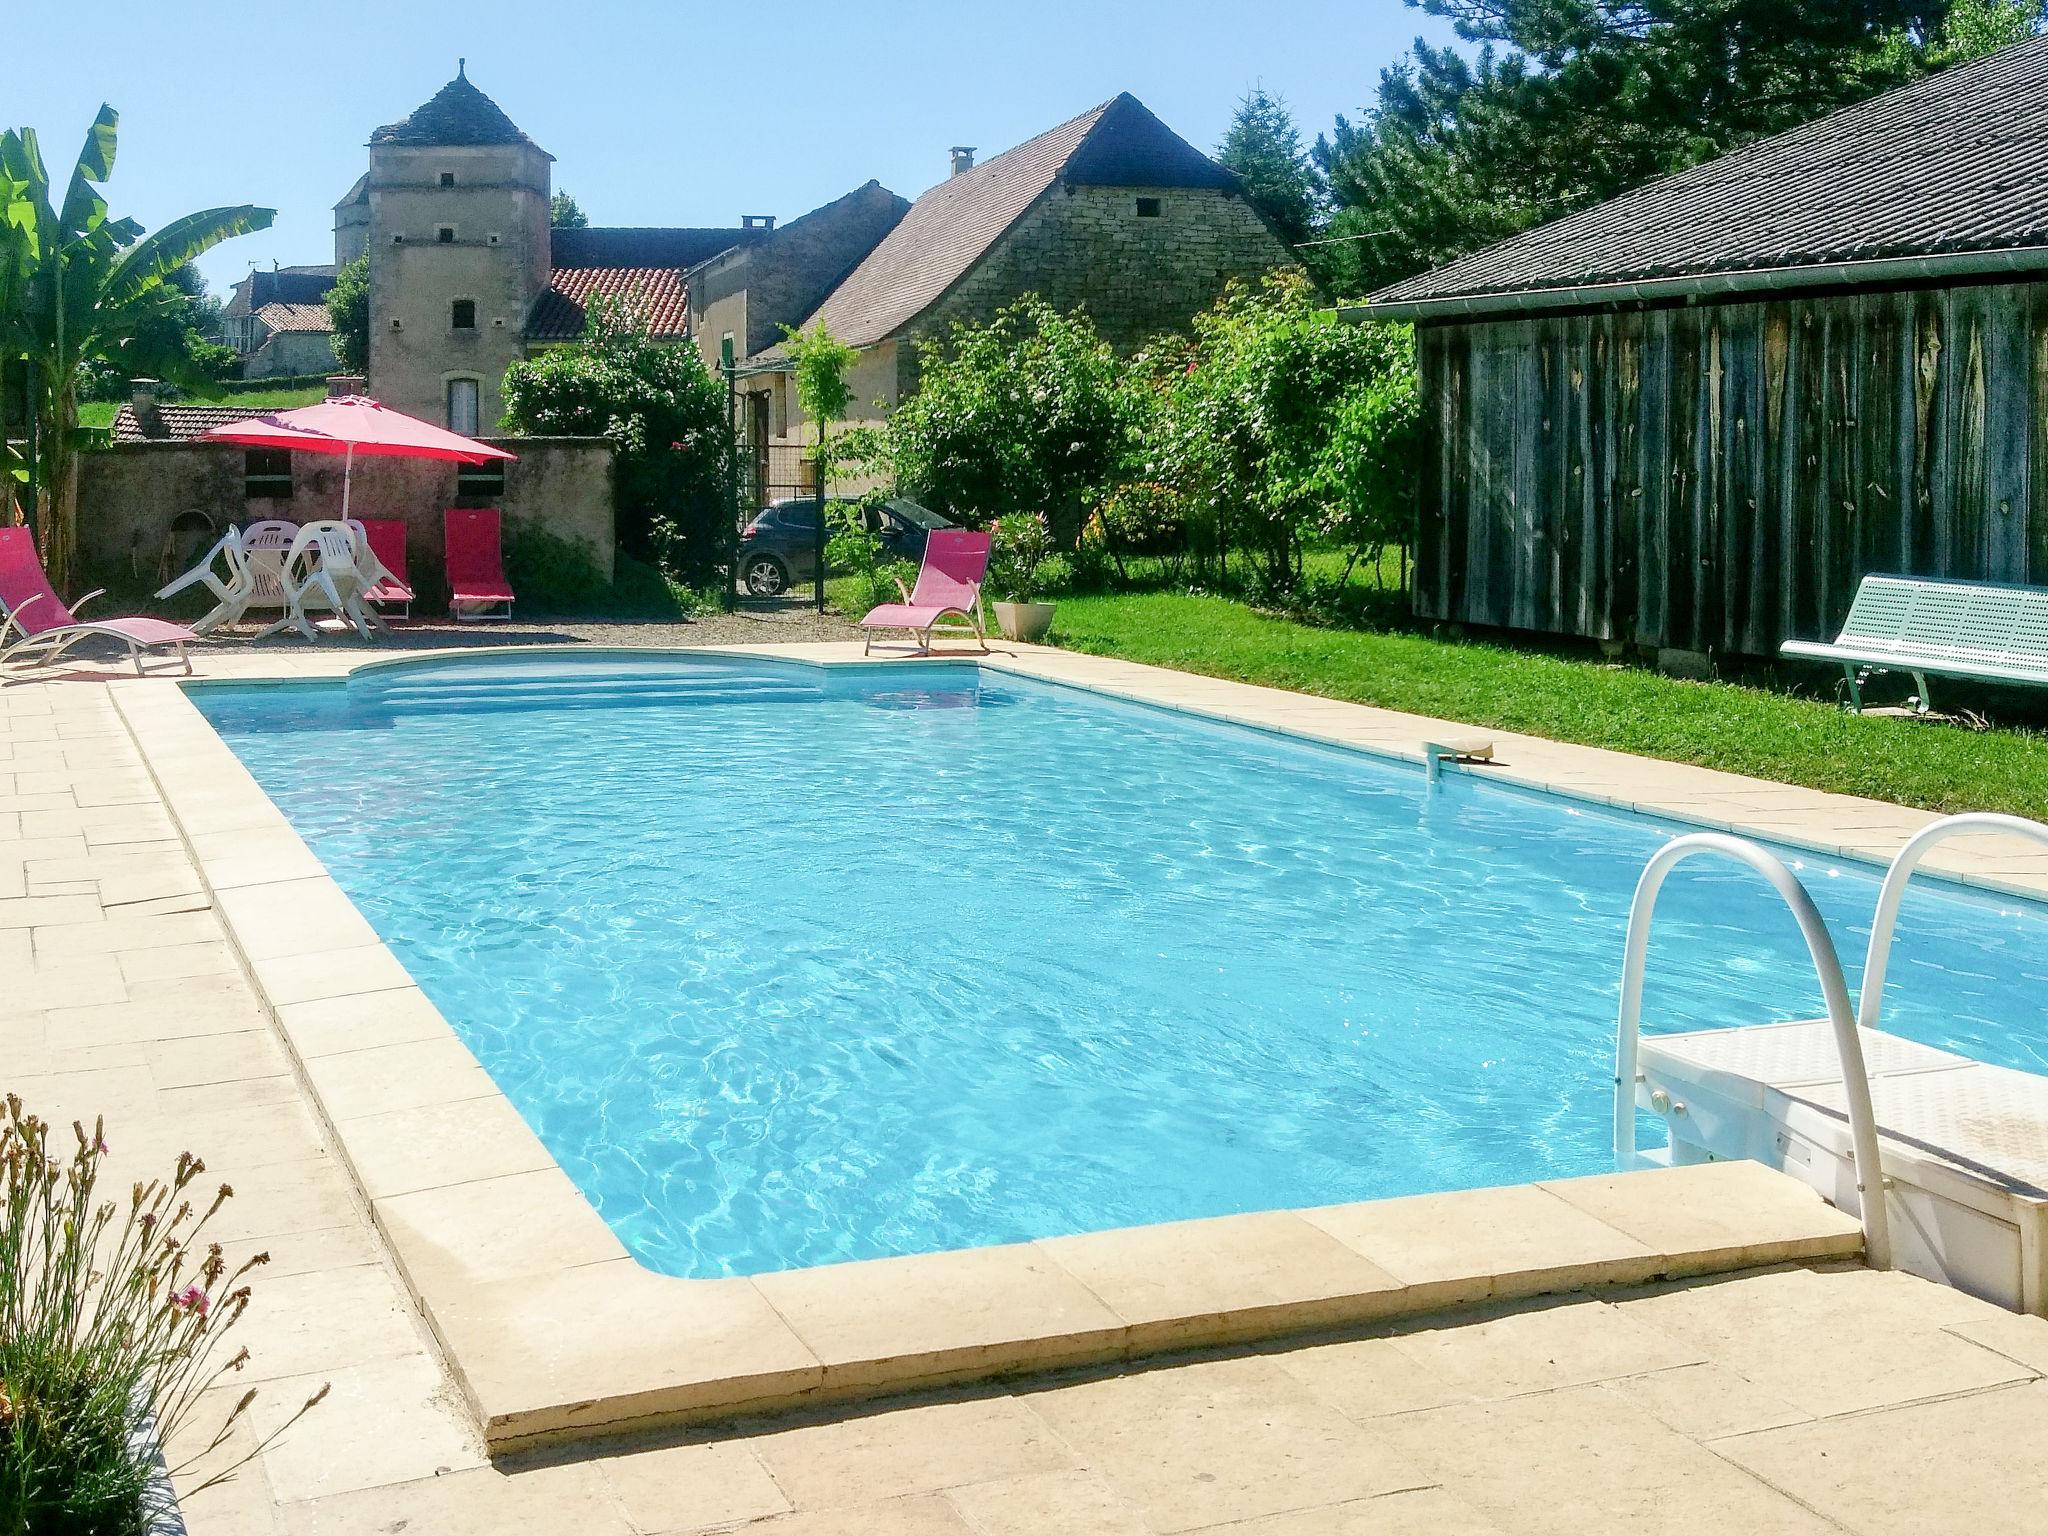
1353 34 2048 662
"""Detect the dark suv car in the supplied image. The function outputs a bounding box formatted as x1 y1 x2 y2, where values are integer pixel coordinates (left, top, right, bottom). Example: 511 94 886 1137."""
738 498 956 596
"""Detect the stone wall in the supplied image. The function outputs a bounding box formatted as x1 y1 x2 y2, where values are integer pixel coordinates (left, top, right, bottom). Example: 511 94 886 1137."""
914 184 1294 355
76 436 614 592
247 329 338 380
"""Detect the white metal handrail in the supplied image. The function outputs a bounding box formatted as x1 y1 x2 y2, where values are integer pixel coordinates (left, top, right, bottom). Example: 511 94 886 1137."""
1612 832 1892 1269
1858 812 2048 1033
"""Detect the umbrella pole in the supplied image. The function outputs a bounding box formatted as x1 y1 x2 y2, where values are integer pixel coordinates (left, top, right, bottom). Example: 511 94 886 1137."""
341 442 354 523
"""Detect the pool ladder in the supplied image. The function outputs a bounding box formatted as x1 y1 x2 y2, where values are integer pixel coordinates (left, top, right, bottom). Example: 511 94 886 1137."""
1611 813 2048 1274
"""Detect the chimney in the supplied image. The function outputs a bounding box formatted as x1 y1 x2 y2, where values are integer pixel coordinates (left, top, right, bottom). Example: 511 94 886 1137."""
325 375 366 399
949 146 976 177
128 379 163 438
741 214 777 230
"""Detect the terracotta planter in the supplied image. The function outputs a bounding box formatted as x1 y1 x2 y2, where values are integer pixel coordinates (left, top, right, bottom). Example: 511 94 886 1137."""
993 600 1056 643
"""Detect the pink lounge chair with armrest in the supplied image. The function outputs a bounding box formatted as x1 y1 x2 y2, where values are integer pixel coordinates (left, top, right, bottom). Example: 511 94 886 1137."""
444 508 515 622
860 529 992 655
0 527 195 676
350 518 415 620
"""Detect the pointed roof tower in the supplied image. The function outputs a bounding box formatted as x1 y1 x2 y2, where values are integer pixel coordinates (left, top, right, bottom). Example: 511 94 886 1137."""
369 60 550 154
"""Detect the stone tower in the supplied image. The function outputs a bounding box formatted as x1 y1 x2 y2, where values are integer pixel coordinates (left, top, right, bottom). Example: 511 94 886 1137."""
364 62 553 431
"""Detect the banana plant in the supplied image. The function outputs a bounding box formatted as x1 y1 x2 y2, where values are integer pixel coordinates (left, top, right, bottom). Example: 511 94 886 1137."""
0 107 271 587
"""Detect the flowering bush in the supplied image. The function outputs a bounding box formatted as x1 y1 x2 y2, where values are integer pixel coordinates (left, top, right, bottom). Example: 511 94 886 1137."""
0 1097 325 1534
989 513 1061 603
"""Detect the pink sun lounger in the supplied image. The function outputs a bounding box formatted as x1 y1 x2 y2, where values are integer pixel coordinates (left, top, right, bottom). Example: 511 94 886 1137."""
352 518 416 620
860 529 992 654
444 508 515 622
0 527 195 675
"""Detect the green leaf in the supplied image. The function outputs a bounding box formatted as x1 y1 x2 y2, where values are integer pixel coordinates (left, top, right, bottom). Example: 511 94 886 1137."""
103 204 274 307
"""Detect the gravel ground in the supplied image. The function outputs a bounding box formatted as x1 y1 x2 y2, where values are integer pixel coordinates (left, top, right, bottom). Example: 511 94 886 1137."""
184 601 862 654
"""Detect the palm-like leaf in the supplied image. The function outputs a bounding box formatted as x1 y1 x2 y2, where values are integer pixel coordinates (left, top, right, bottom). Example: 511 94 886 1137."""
56 105 117 246
104 205 273 309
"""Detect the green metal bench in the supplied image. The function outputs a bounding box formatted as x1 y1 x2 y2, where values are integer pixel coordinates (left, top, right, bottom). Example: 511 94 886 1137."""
1781 574 2048 713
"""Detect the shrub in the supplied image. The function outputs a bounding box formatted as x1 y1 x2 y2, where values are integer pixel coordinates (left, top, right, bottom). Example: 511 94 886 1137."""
1097 482 1192 584
988 512 1058 603
324 256 369 376
883 298 1147 539
823 504 917 617
500 296 735 584
0 1098 325 1535
504 522 610 611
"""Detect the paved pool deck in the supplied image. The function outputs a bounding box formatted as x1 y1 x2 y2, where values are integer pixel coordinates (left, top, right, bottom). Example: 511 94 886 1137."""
6 634 2048 1532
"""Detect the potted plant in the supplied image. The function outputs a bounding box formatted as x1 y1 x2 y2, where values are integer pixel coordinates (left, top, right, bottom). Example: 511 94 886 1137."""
989 512 1064 643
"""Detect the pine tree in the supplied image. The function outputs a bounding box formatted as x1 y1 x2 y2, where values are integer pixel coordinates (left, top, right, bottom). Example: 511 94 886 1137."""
1318 0 2046 295
1218 90 1320 252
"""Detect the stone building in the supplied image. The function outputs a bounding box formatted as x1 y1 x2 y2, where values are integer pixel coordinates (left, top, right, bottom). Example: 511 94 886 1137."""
323 70 1291 493
219 265 339 379
712 93 1297 498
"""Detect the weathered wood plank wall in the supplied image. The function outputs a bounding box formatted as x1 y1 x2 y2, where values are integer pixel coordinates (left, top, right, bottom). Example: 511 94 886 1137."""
1413 281 2048 655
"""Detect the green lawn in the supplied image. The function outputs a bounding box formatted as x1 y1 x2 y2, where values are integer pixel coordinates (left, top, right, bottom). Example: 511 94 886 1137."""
1047 590 2048 819
79 383 328 430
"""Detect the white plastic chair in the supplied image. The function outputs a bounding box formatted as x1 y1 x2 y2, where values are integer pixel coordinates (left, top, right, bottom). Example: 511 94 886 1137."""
239 520 301 618
257 520 376 641
156 527 252 636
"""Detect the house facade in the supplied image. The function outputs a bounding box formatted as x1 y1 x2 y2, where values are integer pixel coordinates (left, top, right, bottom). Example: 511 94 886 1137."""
1358 33 2048 665
219 265 339 379
703 94 1298 501
326 70 1294 497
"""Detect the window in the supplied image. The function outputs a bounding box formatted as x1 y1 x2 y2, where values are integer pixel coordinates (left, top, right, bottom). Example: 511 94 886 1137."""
439 171 456 188
446 378 480 436
243 449 292 500
457 460 506 503
1136 197 1162 218
437 226 456 244
451 299 477 330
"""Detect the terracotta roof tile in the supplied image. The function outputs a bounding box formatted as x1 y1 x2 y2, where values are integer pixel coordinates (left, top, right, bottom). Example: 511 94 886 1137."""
109 404 280 444
528 267 691 342
1369 33 2048 313
254 302 333 335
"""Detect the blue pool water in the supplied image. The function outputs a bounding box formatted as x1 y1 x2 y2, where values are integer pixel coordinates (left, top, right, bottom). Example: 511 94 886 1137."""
192 654 2048 1278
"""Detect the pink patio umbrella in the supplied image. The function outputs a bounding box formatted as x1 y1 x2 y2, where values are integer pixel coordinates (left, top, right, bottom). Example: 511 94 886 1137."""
199 395 517 522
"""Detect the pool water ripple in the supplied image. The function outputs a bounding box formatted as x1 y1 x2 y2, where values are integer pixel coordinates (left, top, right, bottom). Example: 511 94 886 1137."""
194 659 2048 1276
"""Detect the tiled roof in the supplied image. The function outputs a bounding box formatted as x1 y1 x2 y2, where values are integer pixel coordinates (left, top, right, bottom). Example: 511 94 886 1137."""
223 267 336 321
371 67 543 151
527 267 691 342
1369 33 2048 314
792 93 1239 350
109 404 279 444
254 302 333 335
550 227 759 269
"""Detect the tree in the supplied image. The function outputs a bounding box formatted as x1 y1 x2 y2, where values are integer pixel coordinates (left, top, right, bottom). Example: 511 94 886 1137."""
550 192 589 229
781 321 858 606
500 294 734 580
324 255 369 375
1317 0 2042 295
77 263 234 401
0 107 271 585
1140 271 1420 588
1217 89 1321 252
884 297 1145 540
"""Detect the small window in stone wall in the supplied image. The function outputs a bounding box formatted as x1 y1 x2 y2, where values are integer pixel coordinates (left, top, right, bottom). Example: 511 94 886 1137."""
439 172 456 188
1135 197 1162 218
457 459 506 505
244 449 292 500
437 226 456 244
451 299 477 330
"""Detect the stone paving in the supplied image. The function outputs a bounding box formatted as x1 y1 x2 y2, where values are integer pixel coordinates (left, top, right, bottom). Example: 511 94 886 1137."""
8 647 2048 1533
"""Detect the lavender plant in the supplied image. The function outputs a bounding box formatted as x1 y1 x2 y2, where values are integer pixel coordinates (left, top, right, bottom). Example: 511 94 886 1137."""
0 1097 325 1535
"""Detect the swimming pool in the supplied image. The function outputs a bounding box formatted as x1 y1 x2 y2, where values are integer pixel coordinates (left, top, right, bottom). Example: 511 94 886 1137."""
192 653 2048 1278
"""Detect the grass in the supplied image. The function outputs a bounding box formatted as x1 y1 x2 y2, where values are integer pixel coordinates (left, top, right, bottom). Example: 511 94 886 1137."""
78 383 329 430
1047 589 2048 819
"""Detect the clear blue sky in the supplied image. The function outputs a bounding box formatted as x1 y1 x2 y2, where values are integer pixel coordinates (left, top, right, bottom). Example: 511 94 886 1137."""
15 0 1456 297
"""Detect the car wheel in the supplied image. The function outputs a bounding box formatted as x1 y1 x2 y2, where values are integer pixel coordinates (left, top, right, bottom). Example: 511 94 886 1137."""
743 556 790 596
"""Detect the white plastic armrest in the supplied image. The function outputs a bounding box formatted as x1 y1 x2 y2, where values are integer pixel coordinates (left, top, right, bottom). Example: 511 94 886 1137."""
70 588 106 617
892 575 913 605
